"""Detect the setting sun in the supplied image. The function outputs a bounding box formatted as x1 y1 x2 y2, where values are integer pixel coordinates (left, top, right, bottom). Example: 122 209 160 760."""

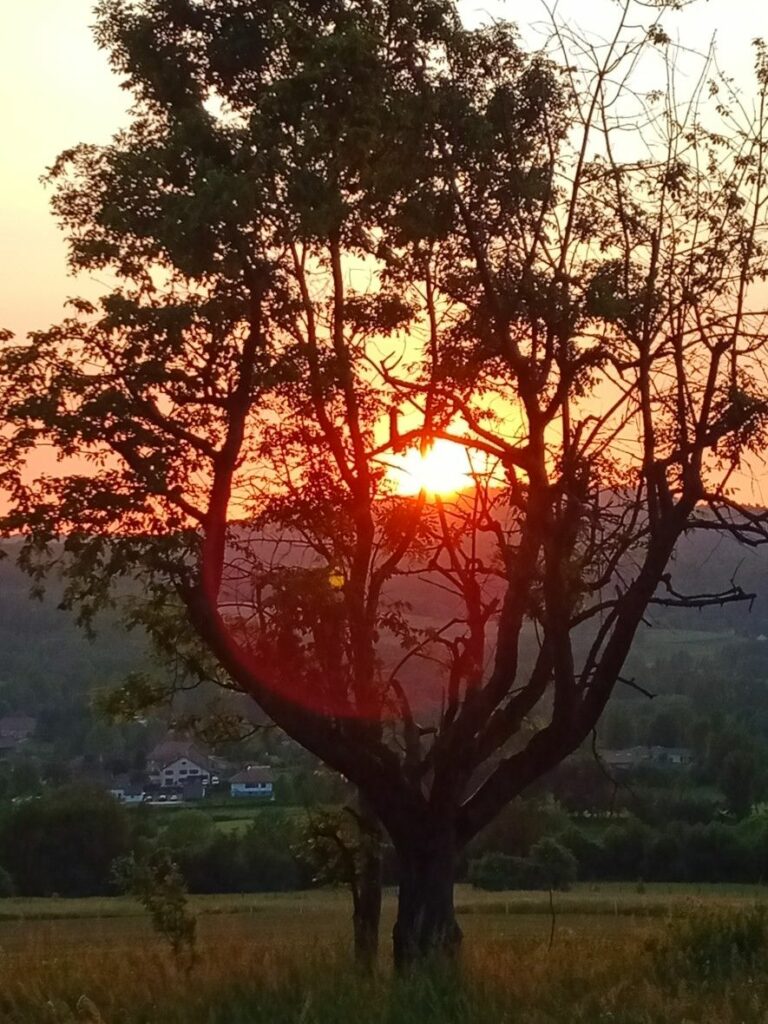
387 439 473 496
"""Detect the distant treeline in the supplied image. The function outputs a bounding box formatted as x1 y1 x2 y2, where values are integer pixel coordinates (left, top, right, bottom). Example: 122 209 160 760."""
0 786 313 898
4 784 768 899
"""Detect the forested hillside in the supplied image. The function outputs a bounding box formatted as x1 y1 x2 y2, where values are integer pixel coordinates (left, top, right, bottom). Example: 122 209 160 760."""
1 525 767 718
0 545 148 717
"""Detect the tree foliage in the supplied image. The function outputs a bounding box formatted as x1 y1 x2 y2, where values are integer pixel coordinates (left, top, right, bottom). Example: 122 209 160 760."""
114 848 198 967
0 785 131 897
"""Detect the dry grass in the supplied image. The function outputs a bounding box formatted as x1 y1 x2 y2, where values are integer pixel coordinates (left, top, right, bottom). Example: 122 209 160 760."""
1 880 764 922
1 885 767 1022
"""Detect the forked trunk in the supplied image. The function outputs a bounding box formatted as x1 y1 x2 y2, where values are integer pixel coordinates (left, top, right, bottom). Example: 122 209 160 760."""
392 830 462 971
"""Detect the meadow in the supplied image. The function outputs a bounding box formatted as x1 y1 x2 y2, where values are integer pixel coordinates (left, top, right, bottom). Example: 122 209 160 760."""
2 884 768 1023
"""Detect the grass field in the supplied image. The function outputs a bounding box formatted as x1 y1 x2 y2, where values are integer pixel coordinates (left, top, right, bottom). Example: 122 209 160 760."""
2 884 768 1023
149 802 308 836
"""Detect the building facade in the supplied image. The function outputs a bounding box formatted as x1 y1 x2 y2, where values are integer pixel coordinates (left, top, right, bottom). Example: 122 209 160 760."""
230 766 274 799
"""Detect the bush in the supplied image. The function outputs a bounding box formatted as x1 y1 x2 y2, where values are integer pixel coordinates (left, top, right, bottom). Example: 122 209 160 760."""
0 785 131 896
0 865 14 897
241 825 306 891
601 818 652 880
470 839 576 893
162 810 217 856
560 827 605 880
631 787 723 827
678 822 750 883
177 815 311 893
469 798 570 859
468 852 546 891
736 814 768 881
645 830 683 881
650 906 768 988
529 837 577 891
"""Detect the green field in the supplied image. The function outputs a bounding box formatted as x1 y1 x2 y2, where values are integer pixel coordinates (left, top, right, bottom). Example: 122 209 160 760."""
2 884 768 1023
148 802 309 836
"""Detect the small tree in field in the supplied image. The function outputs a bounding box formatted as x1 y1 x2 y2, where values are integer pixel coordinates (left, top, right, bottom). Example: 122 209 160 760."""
298 805 384 970
114 849 198 969
4 0 768 966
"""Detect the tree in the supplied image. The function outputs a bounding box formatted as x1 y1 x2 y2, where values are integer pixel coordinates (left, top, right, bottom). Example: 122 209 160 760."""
298 804 384 971
646 704 687 749
114 848 198 968
3 0 768 965
0 865 15 898
600 703 636 750
720 748 760 818
0 785 131 896
529 837 577 893
162 809 218 856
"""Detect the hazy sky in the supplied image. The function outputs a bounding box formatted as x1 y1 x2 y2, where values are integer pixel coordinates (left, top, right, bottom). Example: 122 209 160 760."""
1 0 767 343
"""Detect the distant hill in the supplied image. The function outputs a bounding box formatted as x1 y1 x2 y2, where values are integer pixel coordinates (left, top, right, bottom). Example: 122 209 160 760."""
0 546 148 717
646 528 768 635
0 523 766 719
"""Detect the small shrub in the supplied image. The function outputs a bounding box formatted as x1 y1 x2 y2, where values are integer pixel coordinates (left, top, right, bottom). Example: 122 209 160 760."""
113 849 198 969
650 906 768 988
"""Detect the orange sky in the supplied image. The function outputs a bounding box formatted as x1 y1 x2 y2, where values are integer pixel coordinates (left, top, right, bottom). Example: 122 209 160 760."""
1 0 767 501
2 0 763 343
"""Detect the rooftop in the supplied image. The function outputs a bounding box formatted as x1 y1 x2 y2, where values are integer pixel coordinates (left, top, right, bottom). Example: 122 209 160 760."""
230 766 274 785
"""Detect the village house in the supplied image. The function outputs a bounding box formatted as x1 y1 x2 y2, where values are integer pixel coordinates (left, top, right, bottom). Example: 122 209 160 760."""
229 766 275 800
109 776 145 805
601 746 694 770
650 746 694 767
180 777 207 802
147 738 214 790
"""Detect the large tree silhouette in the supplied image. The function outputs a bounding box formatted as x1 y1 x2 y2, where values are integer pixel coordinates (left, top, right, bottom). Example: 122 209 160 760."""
3 0 768 965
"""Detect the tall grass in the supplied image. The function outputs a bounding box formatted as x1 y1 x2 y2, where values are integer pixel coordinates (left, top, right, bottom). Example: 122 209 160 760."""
2 894 768 1022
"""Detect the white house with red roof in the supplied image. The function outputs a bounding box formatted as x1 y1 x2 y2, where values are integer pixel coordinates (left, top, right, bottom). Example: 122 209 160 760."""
147 738 214 789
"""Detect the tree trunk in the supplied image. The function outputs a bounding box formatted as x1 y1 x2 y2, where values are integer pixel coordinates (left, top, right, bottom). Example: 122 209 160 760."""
352 843 382 970
392 830 462 971
352 795 382 971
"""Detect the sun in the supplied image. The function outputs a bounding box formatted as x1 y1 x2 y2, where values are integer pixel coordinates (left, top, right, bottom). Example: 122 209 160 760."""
387 439 473 497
